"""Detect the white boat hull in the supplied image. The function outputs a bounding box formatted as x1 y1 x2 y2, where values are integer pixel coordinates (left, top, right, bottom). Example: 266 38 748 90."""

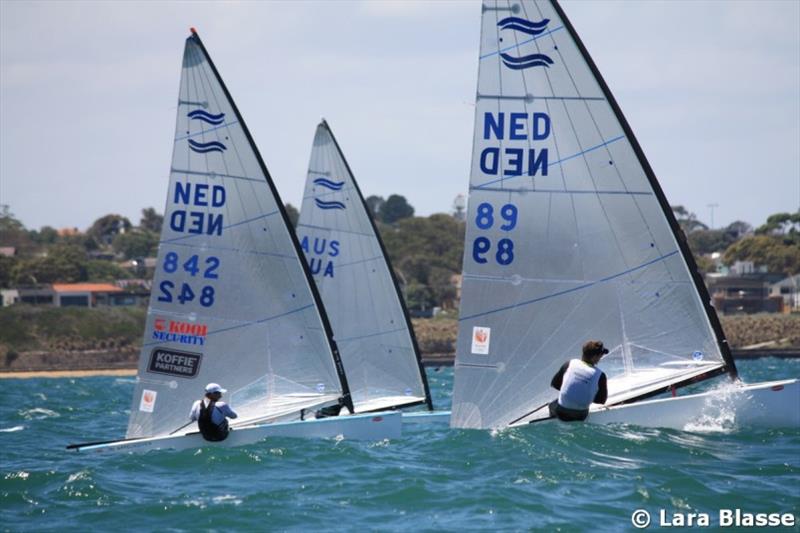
585 378 800 430
70 411 401 454
402 411 451 424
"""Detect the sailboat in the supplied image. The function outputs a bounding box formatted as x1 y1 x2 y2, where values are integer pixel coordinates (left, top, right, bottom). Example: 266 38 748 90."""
296 120 435 417
450 0 799 430
68 30 399 453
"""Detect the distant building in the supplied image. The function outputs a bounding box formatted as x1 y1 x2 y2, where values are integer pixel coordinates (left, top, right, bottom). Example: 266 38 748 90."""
52 283 124 307
2 283 147 308
706 274 784 314
770 274 800 313
57 227 81 237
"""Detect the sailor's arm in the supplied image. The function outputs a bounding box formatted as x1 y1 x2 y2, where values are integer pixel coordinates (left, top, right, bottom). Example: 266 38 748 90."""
594 373 608 404
189 400 200 421
551 361 569 390
220 403 238 419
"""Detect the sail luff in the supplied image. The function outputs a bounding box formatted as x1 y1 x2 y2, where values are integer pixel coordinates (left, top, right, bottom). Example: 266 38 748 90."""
320 120 434 411
549 0 737 380
187 32 355 414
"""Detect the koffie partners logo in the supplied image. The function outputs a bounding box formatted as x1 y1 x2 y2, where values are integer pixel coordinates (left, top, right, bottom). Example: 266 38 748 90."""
152 317 207 346
147 348 202 378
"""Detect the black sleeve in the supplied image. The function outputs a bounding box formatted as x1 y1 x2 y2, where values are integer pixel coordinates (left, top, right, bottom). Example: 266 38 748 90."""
551 361 569 390
594 373 608 404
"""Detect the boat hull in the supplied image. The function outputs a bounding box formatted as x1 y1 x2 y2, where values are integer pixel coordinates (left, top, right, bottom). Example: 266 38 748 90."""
402 411 451 424
584 378 799 430
70 411 401 454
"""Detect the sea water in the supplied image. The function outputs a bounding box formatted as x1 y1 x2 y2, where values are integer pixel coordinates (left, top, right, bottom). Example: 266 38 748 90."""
1 358 798 532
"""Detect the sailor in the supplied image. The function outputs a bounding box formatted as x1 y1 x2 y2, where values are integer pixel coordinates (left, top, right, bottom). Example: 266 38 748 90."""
190 383 238 441
548 340 609 422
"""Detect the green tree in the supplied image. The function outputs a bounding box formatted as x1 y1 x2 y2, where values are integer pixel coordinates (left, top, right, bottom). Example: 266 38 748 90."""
12 244 88 284
379 195 414 224
723 235 800 276
88 214 132 247
0 205 33 254
284 203 299 228
112 231 158 259
139 208 163 233
382 214 465 309
86 260 130 282
0 255 17 288
756 212 800 238
671 205 707 233
365 195 385 220
29 226 59 245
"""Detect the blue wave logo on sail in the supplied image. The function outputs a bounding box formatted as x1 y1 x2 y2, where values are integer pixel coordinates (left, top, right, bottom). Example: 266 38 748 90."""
188 139 227 154
499 52 554 70
314 199 346 210
497 17 554 70
313 177 345 191
187 109 226 125
498 17 549 36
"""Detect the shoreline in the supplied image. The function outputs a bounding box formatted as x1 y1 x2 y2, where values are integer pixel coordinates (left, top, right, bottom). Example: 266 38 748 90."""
3 349 799 379
0 369 137 379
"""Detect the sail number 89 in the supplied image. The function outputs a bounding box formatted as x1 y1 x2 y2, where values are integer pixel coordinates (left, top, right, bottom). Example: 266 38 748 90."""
472 202 517 266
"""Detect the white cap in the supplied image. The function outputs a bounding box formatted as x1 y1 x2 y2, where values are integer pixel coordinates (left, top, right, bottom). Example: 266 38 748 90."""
205 383 227 394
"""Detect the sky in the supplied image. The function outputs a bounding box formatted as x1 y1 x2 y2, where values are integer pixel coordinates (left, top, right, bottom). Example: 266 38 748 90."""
1 0 798 232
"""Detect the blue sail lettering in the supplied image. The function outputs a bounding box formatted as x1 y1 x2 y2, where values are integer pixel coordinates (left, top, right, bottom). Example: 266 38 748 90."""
313 238 327 255
480 147 499 174
300 235 310 253
484 112 504 140
170 211 224 235
324 262 334 277
482 112 551 140
505 148 523 176
173 182 226 207
329 240 340 257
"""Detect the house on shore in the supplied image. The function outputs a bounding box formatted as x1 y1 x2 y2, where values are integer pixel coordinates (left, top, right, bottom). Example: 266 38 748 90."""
1 282 149 308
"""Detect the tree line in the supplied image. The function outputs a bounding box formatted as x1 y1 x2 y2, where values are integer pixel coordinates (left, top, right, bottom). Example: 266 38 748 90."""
0 202 798 309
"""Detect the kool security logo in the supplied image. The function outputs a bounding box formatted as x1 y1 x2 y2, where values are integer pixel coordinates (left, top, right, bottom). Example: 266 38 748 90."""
152 317 208 346
497 17 554 70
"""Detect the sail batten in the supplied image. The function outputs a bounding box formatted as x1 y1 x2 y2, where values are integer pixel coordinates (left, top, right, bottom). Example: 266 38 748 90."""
297 121 433 413
451 0 734 430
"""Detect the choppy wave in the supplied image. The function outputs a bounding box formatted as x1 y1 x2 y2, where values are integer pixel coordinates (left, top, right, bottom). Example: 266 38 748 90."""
0 359 798 531
0 425 25 433
19 408 59 420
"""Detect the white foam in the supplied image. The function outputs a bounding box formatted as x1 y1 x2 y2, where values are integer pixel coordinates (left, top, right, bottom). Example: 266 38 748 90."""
0 425 25 433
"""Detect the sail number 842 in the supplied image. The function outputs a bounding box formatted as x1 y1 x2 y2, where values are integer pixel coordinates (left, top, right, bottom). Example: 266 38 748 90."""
157 252 219 307
473 202 517 265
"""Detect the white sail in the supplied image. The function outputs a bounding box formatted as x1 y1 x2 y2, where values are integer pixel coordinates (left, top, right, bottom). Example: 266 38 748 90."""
297 121 432 413
451 0 735 429
127 32 347 438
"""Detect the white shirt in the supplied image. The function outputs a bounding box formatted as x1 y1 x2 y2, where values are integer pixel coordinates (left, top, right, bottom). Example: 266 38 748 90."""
189 399 238 426
558 359 604 410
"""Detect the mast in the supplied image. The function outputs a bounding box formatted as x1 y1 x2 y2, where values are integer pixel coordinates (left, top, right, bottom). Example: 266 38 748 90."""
321 120 434 411
189 30 354 414
549 0 738 387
